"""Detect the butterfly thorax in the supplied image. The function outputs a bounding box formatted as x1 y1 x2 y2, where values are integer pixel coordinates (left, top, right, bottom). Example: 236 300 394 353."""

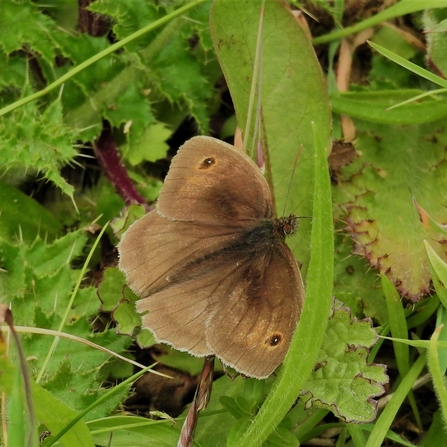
240 214 298 250
275 214 299 238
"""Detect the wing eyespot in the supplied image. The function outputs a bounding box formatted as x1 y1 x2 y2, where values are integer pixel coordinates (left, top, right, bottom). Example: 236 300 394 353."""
265 333 283 347
199 157 216 169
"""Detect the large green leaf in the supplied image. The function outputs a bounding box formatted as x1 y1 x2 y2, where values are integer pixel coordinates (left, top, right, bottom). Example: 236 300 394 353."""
334 119 447 301
210 0 332 268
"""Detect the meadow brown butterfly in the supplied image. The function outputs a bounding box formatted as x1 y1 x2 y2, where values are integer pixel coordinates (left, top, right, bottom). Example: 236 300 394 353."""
118 136 305 379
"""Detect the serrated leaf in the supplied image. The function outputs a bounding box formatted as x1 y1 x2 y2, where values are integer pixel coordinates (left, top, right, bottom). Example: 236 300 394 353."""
43 356 131 421
98 264 150 341
98 267 127 313
0 97 78 197
0 1 58 64
0 229 133 418
334 119 447 301
136 328 157 347
89 0 213 133
0 182 63 243
0 230 87 309
333 233 388 325
88 0 160 48
0 54 27 91
301 303 387 423
26 231 88 277
113 286 142 336
145 28 211 131
104 82 155 150
125 122 172 166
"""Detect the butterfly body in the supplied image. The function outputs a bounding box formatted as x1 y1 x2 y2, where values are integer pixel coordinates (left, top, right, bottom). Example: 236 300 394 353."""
118 136 305 378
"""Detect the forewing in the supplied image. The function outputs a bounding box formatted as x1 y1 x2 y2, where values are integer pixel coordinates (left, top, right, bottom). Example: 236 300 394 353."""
158 136 273 224
206 243 304 379
118 210 240 354
118 210 239 297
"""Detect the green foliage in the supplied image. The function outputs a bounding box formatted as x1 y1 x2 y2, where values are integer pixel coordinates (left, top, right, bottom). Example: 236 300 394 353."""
304 305 386 420
333 119 447 301
0 96 79 197
0 230 132 418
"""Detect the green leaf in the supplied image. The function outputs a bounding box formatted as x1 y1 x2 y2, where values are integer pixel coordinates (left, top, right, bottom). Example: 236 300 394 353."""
0 97 78 197
302 302 386 423
371 26 417 60
365 355 426 447
421 409 447 447
0 357 94 447
136 328 157 347
0 182 63 243
0 229 133 418
125 123 172 166
425 240 447 309
0 0 208 120
88 416 181 447
333 233 388 325
427 325 447 425
312 0 447 45
8 370 34 447
435 307 447 375
0 230 87 312
194 375 253 446
382 275 410 374
43 357 131 422
104 82 155 151
331 90 447 124
98 267 127 313
111 204 147 239
88 0 159 47
0 54 27 92
333 119 447 301
369 41 447 89
210 0 332 268
98 264 142 338
0 0 58 64
113 286 143 336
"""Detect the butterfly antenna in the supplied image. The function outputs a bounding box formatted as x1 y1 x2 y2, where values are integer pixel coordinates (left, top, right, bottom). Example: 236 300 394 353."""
282 144 302 217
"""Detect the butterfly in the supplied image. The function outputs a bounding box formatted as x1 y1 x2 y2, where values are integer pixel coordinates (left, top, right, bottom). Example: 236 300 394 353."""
118 136 304 378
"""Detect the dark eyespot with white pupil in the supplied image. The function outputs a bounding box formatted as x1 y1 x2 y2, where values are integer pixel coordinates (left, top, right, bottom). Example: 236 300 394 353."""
266 333 282 346
200 157 216 169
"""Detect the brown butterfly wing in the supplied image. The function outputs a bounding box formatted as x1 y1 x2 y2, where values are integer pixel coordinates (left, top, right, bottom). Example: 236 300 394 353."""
118 211 239 297
206 243 303 378
118 211 240 354
157 136 274 224
122 215 303 377
118 136 305 378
